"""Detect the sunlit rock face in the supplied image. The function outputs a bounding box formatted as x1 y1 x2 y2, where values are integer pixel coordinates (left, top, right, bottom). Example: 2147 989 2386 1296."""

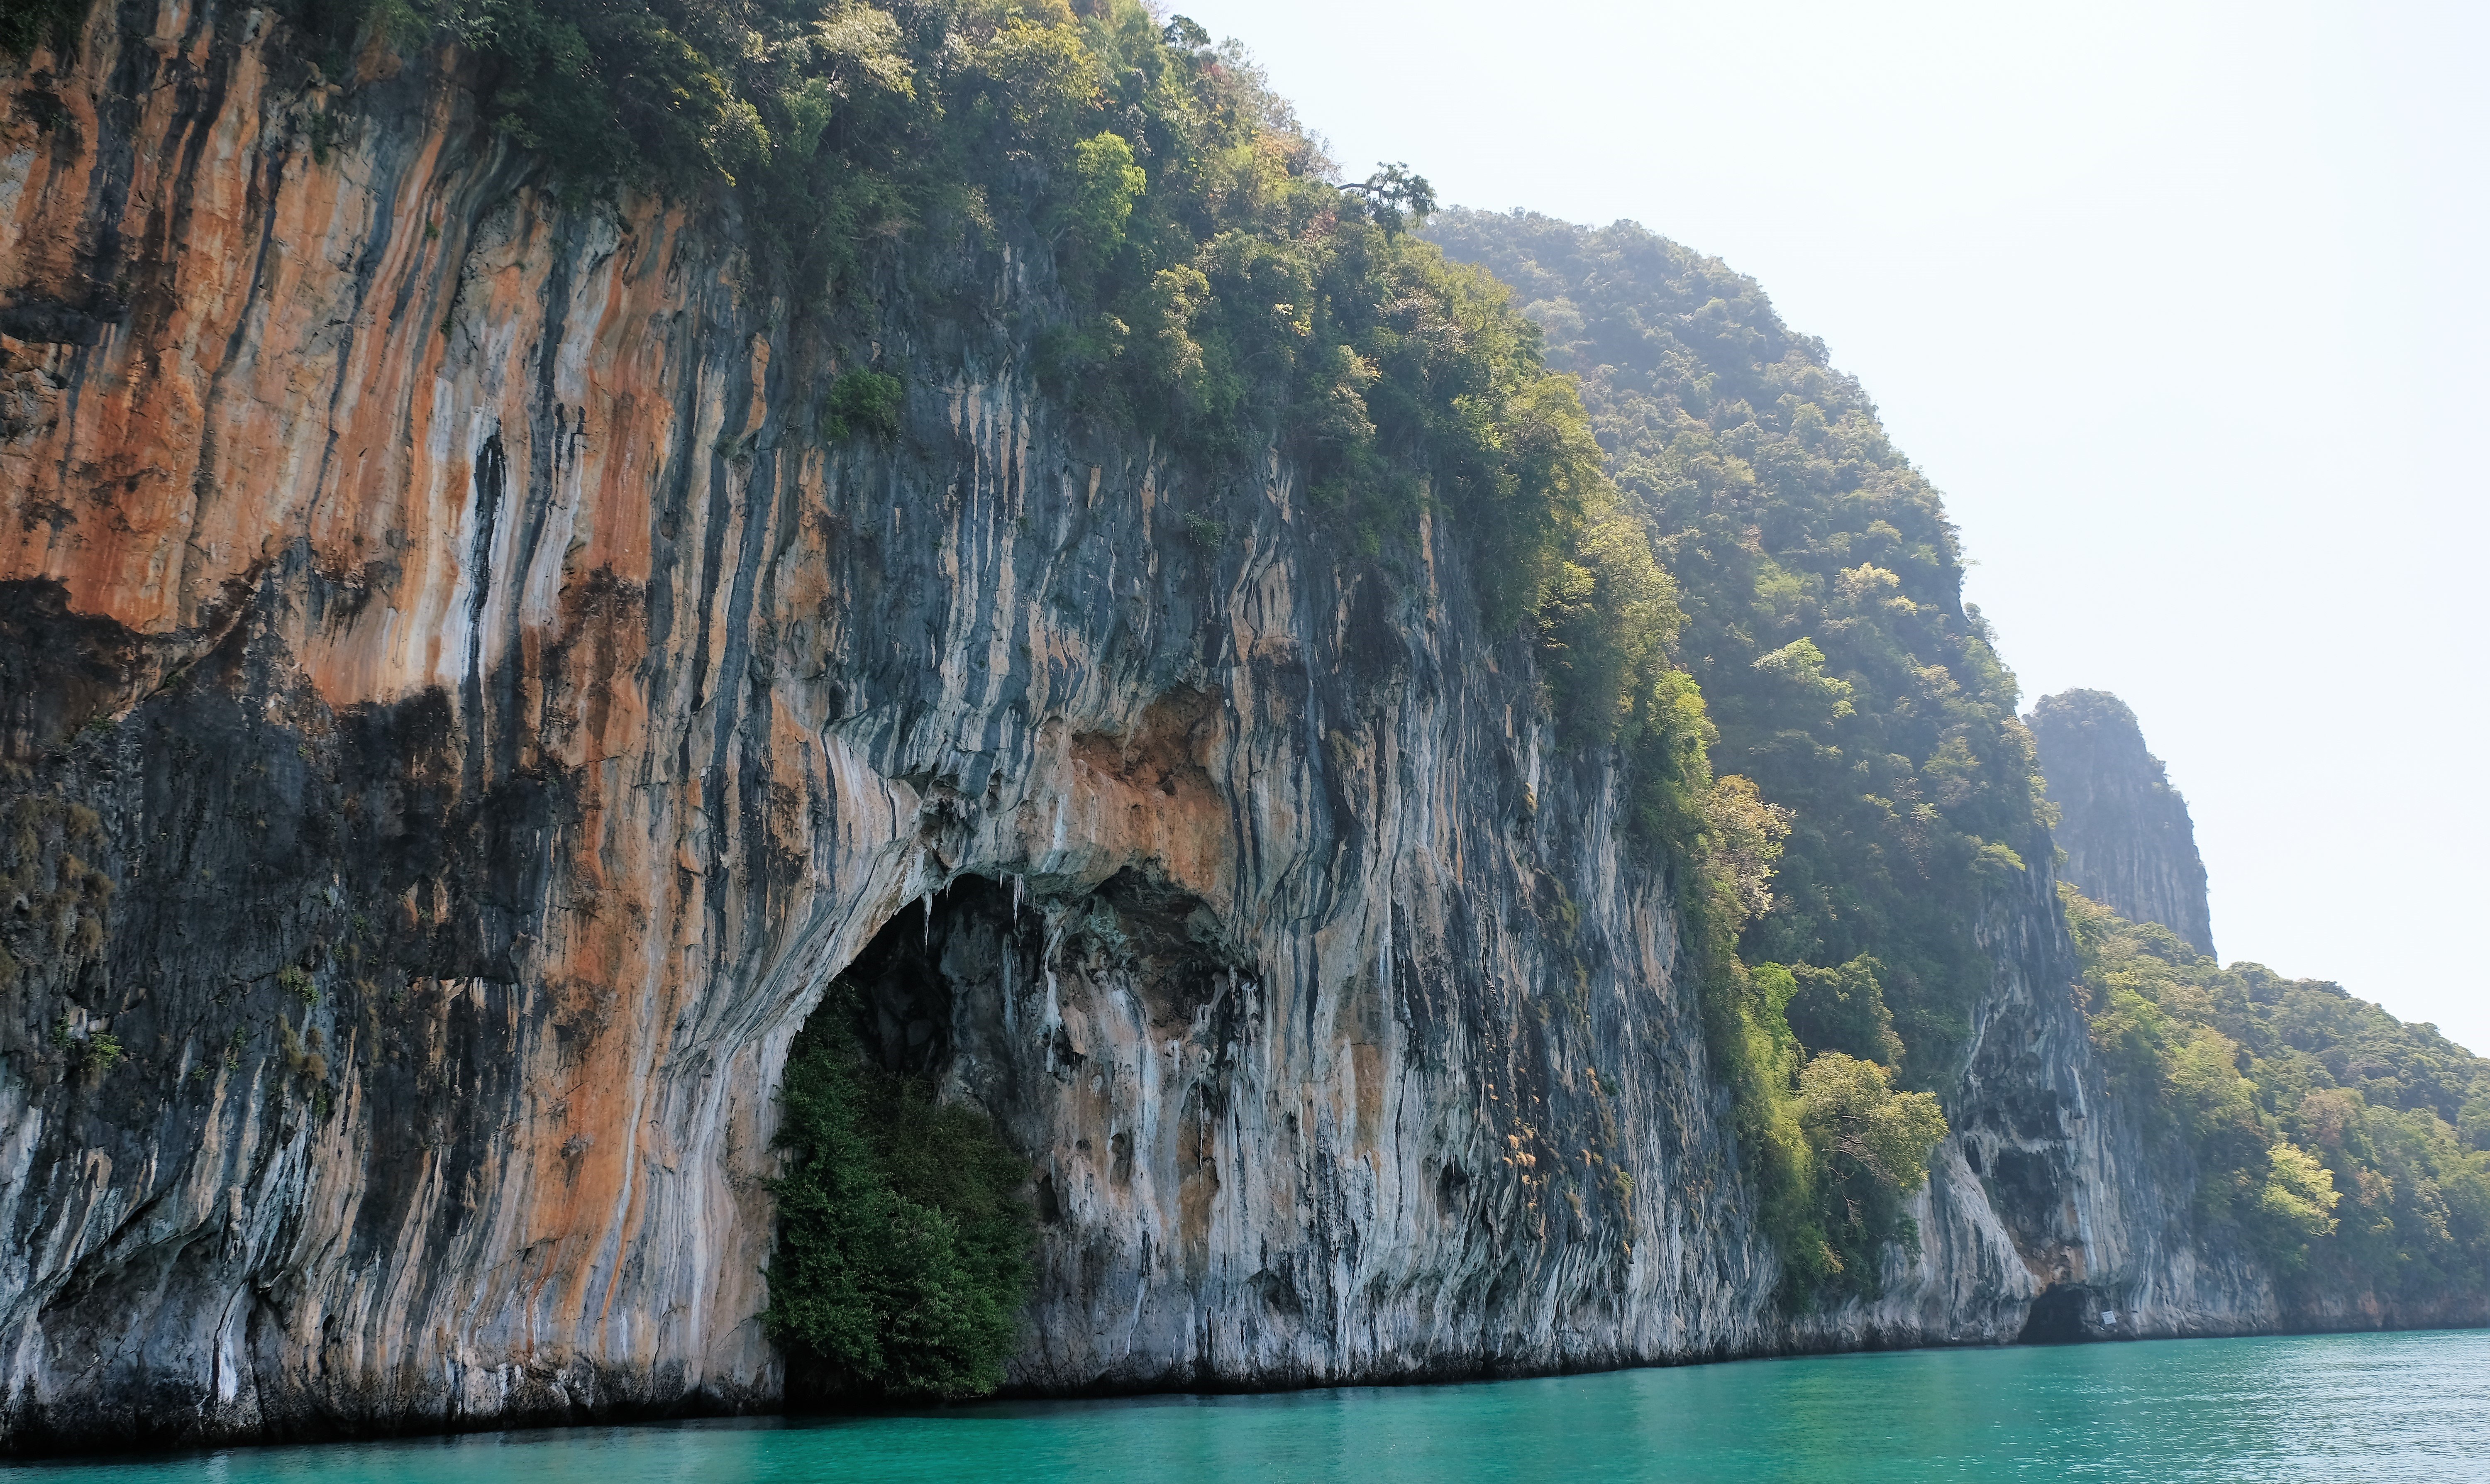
0 12 1786 1447
2028 690 2216 959
0 5 2275 1457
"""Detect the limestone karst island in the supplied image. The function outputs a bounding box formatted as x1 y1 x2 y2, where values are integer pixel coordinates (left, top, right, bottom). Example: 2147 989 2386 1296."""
1 0 2481 1474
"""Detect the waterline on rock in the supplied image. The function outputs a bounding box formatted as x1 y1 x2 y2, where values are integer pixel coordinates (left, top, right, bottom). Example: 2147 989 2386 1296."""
18 1330 2487 1482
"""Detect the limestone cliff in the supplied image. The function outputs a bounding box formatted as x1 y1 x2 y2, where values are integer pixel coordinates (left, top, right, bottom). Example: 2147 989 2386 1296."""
2028 691 2216 957
0 4 2281 1458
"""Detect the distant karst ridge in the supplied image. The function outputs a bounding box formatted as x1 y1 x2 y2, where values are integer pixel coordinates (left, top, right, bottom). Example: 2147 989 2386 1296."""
2028 689 2217 957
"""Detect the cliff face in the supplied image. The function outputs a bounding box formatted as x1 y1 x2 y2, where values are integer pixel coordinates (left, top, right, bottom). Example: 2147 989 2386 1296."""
2022 689 2251 1329
2038 696 2489 1338
0 6 2289 1457
2027 691 2215 958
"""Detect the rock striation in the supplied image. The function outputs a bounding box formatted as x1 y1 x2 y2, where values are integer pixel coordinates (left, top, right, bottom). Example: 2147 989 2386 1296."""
0 6 2353 1458
2028 691 2216 957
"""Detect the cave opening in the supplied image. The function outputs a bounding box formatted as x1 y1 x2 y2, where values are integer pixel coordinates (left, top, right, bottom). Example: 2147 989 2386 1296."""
809 865 1248 1079
769 872 1043 1405
767 864 1255 1402
814 872 1038 1084
2016 1283 2106 1345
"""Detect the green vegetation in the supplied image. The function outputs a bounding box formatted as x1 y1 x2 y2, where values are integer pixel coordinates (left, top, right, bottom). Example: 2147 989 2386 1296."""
1713 951 1948 1298
77 1030 122 1074
279 964 320 1007
1430 212 2048 1091
1428 211 1994 1301
2065 888 2490 1300
1796 1051 1948 1286
820 369 903 443
1783 956 1904 1069
766 990 1034 1400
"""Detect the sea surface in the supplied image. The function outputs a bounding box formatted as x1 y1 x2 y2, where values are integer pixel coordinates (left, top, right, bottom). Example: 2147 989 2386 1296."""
11 1329 2488 1482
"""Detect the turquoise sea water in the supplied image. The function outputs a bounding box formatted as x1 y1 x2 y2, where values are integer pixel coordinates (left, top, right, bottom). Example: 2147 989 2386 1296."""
12 1330 2489 1482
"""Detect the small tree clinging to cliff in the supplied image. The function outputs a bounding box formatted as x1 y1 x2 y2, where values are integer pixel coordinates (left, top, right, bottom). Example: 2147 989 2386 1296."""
1794 1052 1948 1288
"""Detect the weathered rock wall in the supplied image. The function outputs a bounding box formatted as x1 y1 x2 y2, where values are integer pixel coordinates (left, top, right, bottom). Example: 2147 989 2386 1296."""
2012 690 2256 1338
2028 690 2216 958
0 5 1807 1450
0 1 2289 1457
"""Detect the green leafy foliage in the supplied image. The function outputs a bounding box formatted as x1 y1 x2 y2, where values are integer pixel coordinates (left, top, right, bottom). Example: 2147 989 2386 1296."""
1052 129 1146 270
1792 1051 1948 1290
278 964 320 1007
1658 761 1947 1307
1428 211 2052 1088
1782 955 1904 1068
2065 886 2490 1294
820 369 904 443
1337 163 1435 239
766 992 1034 1401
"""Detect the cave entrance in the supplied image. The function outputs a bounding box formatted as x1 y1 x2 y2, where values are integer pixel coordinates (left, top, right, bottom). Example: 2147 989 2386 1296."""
771 874 1046 1407
771 865 1259 1403
818 874 1032 1083
803 866 1250 1083
2017 1283 2108 1345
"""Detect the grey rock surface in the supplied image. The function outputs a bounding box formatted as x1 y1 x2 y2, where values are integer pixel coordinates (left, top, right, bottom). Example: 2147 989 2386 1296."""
2029 690 2217 957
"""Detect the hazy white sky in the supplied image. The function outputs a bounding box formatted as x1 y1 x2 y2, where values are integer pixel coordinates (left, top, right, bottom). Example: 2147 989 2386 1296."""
1179 0 2490 1050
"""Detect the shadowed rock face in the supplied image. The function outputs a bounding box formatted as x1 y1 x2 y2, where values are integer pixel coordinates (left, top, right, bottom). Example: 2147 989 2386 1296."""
2027 691 2216 958
0 5 2310 1457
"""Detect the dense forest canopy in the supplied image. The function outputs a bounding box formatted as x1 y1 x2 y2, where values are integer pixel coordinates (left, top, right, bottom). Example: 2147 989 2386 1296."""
1427 211 2015 1297
1427 211 2050 1096
2065 889 2490 1303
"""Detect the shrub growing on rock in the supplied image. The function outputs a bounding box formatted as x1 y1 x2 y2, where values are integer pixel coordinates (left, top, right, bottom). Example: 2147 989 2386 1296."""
766 989 1033 1401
